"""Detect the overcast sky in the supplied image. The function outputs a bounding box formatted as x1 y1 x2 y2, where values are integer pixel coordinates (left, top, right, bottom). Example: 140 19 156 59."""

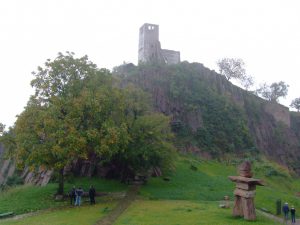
1 0 299 127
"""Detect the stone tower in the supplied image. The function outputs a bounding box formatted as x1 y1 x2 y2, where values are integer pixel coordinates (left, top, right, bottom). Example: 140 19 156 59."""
138 23 180 64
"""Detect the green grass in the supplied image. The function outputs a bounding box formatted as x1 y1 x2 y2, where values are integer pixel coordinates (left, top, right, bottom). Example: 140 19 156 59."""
140 155 300 215
0 202 115 225
115 200 282 225
140 157 236 201
1 154 300 225
0 177 127 215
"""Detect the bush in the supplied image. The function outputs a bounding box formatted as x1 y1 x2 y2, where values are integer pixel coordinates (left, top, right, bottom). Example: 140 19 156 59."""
6 174 23 186
264 167 287 178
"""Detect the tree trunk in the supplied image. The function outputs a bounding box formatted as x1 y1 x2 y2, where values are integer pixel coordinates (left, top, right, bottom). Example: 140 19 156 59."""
57 168 64 195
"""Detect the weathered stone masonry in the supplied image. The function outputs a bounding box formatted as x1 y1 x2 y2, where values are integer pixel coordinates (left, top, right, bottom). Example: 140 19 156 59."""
138 23 180 65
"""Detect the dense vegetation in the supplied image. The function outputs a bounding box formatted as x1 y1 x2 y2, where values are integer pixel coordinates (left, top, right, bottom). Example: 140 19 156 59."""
116 63 255 156
1 53 176 194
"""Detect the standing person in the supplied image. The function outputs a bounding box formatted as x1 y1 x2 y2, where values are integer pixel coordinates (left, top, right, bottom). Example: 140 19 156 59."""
291 206 296 224
282 202 290 223
69 186 76 205
89 185 96 204
75 187 84 206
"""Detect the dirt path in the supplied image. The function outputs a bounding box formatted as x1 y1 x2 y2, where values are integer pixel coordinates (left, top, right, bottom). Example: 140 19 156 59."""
94 185 140 225
258 210 299 225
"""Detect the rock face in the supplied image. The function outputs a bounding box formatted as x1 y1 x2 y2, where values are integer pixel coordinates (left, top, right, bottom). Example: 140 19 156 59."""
0 144 15 186
0 144 53 186
115 62 300 173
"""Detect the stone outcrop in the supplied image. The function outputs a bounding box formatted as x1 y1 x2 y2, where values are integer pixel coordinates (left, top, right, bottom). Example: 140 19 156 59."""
0 144 53 186
115 62 300 173
0 144 15 186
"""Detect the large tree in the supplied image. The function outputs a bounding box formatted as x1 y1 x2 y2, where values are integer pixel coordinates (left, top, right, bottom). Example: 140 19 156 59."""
217 58 246 81
255 81 289 103
290 98 300 112
217 58 254 90
0 123 4 136
13 52 175 194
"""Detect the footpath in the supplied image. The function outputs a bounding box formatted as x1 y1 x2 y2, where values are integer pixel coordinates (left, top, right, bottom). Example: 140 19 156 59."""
257 210 299 225
94 185 140 225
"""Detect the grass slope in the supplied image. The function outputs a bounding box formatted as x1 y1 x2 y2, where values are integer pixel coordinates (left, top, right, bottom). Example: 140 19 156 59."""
140 155 300 215
0 177 127 215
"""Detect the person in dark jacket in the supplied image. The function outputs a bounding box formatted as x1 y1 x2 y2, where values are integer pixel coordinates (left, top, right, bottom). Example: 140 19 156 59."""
75 187 84 206
291 206 296 223
69 186 76 205
282 202 290 222
89 185 96 204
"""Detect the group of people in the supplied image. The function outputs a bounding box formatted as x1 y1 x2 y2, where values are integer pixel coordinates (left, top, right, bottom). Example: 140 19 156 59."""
282 202 296 223
69 185 96 206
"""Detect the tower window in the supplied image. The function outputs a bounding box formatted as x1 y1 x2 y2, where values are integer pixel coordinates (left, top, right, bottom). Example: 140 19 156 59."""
148 25 155 30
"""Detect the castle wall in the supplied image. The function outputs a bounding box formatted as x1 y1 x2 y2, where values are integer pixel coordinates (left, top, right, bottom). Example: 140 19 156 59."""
138 23 180 65
162 49 180 64
138 24 163 63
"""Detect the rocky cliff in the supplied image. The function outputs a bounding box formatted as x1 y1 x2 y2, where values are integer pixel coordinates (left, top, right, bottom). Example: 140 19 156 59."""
0 143 53 187
0 144 16 186
115 62 300 173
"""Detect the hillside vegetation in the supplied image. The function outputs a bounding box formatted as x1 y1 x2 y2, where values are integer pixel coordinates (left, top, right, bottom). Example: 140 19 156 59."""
116 62 300 173
1 58 300 224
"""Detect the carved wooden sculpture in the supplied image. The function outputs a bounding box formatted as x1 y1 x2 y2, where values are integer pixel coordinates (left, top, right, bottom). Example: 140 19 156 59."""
228 161 264 220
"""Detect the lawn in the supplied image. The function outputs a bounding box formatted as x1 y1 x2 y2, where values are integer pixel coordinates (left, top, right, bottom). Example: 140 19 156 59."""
140 155 300 214
0 177 127 215
0 202 115 225
115 200 282 225
1 154 300 224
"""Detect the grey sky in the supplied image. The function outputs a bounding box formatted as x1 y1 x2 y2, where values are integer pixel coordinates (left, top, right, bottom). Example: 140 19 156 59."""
1 0 299 127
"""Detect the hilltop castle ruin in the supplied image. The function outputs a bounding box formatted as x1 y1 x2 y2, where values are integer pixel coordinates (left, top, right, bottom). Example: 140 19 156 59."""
138 23 180 64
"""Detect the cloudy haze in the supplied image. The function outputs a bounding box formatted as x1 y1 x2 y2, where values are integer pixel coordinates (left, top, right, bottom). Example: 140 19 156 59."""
1 0 299 127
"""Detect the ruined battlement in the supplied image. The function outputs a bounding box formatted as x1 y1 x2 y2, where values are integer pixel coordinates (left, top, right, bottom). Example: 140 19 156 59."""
138 23 180 65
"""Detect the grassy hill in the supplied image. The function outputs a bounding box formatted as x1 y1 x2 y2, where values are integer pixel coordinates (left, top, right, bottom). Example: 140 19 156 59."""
0 154 299 224
140 155 300 214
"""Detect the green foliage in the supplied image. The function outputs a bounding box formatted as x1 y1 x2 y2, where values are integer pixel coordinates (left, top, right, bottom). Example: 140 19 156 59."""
272 122 288 146
0 122 5 135
12 53 176 193
5 174 23 187
290 97 300 112
121 62 254 155
216 58 254 90
255 81 289 103
0 126 16 159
